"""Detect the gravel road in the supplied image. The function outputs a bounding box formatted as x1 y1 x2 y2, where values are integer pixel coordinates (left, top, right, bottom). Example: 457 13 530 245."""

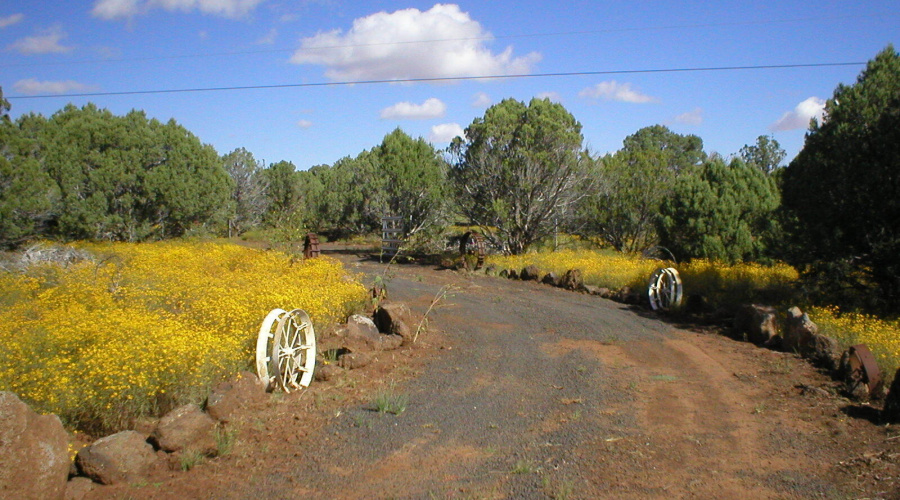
287 255 861 499
88 251 899 499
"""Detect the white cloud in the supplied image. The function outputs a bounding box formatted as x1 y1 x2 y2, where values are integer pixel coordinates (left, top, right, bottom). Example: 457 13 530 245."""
674 107 703 126
92 0 266 20
380 98 446 120
291 4 541 81
95 45 123 59
770 97 826 131
0 13 24 28
297 119 313 129
472 92 491 108
9 26 73 55
535 91 561 103
13 79 97 95
92 0 142 19
429 123 465 143
257 27 277 45
579 80 656 104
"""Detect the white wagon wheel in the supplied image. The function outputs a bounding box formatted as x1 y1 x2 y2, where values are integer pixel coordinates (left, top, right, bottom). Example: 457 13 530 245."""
273 309 316 392
648 268 683 311
256 308 286 391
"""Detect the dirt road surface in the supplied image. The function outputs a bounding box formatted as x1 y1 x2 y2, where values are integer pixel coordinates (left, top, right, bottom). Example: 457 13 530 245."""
89 250 900 499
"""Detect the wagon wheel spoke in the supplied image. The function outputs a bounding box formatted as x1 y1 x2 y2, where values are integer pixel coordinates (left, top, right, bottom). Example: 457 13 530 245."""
255 309 287 391
648 268 683 312
274 309 317 392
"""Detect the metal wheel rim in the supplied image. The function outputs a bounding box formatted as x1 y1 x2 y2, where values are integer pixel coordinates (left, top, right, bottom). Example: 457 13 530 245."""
648 268 683 311
256 308 286 391
274 309 316 392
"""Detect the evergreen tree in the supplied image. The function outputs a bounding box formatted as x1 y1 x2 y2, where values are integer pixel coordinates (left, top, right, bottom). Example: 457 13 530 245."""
658 158 779 263
577 125 707 253
373 128 447 237
782 45 900 310
450 98 588 254
6 103 231 242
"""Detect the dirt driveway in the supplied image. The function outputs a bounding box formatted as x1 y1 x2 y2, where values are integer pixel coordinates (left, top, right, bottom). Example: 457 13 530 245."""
90 250 900 499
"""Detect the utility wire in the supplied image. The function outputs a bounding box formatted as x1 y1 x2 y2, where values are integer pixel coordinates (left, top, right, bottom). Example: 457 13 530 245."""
1 13 893 69
6 62 865 100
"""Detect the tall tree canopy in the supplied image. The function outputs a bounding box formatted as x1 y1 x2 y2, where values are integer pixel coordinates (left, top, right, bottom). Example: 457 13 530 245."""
577 125 706 253
782 45 900 311
263 160 301 225
0 92 57 248
739 135 786 175
10 104 232 242
222 147 268 236
374 128 447 237
658 157 779 263
450 98 588 254
621 124 706 175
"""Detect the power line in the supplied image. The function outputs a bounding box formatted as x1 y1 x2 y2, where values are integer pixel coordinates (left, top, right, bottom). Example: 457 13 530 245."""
1 13 892 69
7 62 865 100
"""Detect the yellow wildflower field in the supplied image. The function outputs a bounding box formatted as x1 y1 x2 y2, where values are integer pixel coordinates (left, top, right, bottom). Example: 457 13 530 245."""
487 250 798 308
811 306 900 384
0 240 366 432
489 249 900 383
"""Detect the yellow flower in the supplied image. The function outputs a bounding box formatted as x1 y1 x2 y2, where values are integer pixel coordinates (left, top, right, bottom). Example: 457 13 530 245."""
0 240 366 433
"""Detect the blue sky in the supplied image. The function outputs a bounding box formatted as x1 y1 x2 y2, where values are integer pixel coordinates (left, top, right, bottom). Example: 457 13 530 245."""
2 1 898 170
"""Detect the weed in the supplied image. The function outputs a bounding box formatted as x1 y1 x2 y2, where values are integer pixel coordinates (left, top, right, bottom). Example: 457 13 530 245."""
179 449 204 471
511 459 536 474
323 349 341 364
650 374 679 382
214 425 238 457
599 334 621 345
373 386 408 415
765 357 793 375
414 284 457 343
353 413 374 429
541 476 574 500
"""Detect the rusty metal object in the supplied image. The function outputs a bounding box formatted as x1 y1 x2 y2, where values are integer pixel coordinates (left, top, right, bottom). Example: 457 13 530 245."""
459 231 486 271
303 233 321 259
847 344 882 396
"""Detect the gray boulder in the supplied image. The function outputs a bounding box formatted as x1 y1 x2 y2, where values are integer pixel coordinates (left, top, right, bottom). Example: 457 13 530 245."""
541 272 559 287
561 269 583 291
733 304 779 346
520 265 540 281
0 391 70 499
151 404 216 454
784 306 818 352
374 302 413 342
338 351 372 370
804 334 842 372
64 477 96 500
883 368 900 423
206 371 267 423
346 314 382 349
76 430 156 485
314 364 343 382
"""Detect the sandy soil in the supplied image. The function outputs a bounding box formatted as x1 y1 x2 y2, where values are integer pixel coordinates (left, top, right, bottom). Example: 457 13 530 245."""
86 248 900 499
